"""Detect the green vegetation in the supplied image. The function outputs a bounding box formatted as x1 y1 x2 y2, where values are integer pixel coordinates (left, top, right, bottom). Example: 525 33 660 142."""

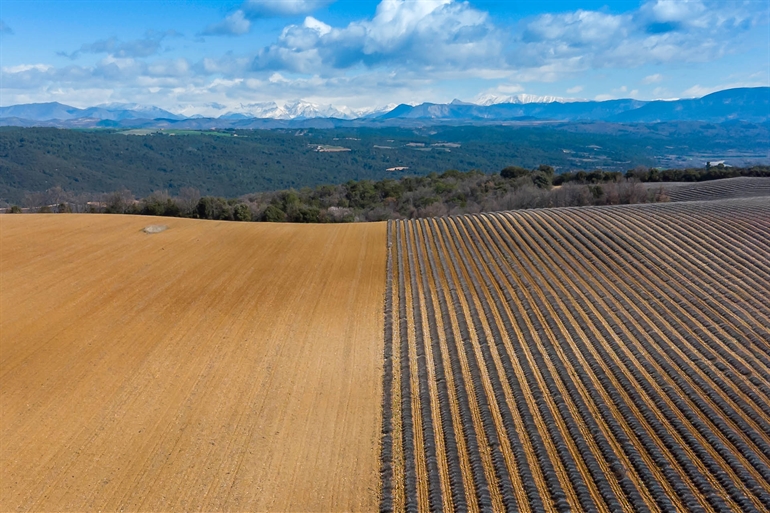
15 167 670 221
551 164 770 185
626 163 770 182
6 123 767 204
10 163 768 221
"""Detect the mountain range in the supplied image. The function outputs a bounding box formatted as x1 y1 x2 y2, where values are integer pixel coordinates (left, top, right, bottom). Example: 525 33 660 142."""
0 87 766 128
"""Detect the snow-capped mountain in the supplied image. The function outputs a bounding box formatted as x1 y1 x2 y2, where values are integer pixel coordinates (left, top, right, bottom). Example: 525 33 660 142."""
221 102 288 120
283 100 353 120
1 88 766 126
221 100 366 120
473 93 575 106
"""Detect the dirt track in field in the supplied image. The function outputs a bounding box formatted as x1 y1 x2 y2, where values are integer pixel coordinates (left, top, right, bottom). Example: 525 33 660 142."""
0 214 386 512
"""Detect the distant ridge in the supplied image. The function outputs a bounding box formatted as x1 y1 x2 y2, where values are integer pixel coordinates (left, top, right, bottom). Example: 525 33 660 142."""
0 102 184 122
0 87 767 128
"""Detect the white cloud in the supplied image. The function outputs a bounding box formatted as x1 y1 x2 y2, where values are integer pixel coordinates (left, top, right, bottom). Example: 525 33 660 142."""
60 31 180 60
242 0 335 18
2 0 765 113
651 86 673 99
522 10 627 46
147 58 191 77
203 0 335 35
202 10 251 36
642 73 663 84
512 0 763 81
639 0 706 25
253 0 502 74
2 63 53 73
682 84 718 97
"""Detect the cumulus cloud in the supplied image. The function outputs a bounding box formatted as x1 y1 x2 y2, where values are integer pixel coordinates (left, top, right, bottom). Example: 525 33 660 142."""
637 0 707 32
521 10 628 46
511 0 761 81
203 0 335 36
0 20 13 35
246 0 761 85
202 10 251 36
252 0 502 74
3 0 765 112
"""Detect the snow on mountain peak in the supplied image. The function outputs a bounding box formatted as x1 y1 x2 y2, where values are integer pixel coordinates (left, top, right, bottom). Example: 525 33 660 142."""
473 93 573 106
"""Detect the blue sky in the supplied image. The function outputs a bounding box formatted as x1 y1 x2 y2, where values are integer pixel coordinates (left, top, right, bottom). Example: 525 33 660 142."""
1 0 767 114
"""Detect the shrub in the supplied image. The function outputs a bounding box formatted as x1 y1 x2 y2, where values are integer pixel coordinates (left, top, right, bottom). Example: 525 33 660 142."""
287 205 321 223
531 171 552 189
233 203 252 222
501 166 531 179
141 191 181 217
104 188 135 214
262 204 286 222
195 196 232 220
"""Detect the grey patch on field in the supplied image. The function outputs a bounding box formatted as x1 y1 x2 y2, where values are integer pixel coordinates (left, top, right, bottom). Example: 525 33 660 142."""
142 225 169 234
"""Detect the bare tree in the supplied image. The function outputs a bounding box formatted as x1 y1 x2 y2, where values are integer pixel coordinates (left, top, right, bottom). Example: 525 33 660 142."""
104 188 135 214
176 187 201 216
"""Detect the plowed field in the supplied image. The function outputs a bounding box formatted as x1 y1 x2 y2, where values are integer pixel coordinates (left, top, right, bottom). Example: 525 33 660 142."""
4 195 770 513
647 177 770 202
0 215 386 512
382 197 770 512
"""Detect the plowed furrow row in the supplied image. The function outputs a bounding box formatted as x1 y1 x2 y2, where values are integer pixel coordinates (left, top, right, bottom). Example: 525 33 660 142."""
663 179 770 203
568 208 770 421
456 216 645 512
527 211 770 509
499 211 738 512
474 212 685 512
411 221 467 511
395 224 419 511
404 222 443 510
381 221 396 512
591 207 770 342
579 208 770 427
422 218 491 511
381 197 770 513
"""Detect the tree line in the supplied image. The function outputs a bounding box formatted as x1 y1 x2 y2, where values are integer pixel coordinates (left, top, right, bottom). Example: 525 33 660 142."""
6 164 768 222
554 163 770 185
2 164 685 221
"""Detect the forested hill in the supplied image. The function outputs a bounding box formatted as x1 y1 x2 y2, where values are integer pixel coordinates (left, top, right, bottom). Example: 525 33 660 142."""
1 123 767 203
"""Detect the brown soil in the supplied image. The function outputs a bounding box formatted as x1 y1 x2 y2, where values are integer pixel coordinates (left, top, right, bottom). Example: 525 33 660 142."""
0 214 386 512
